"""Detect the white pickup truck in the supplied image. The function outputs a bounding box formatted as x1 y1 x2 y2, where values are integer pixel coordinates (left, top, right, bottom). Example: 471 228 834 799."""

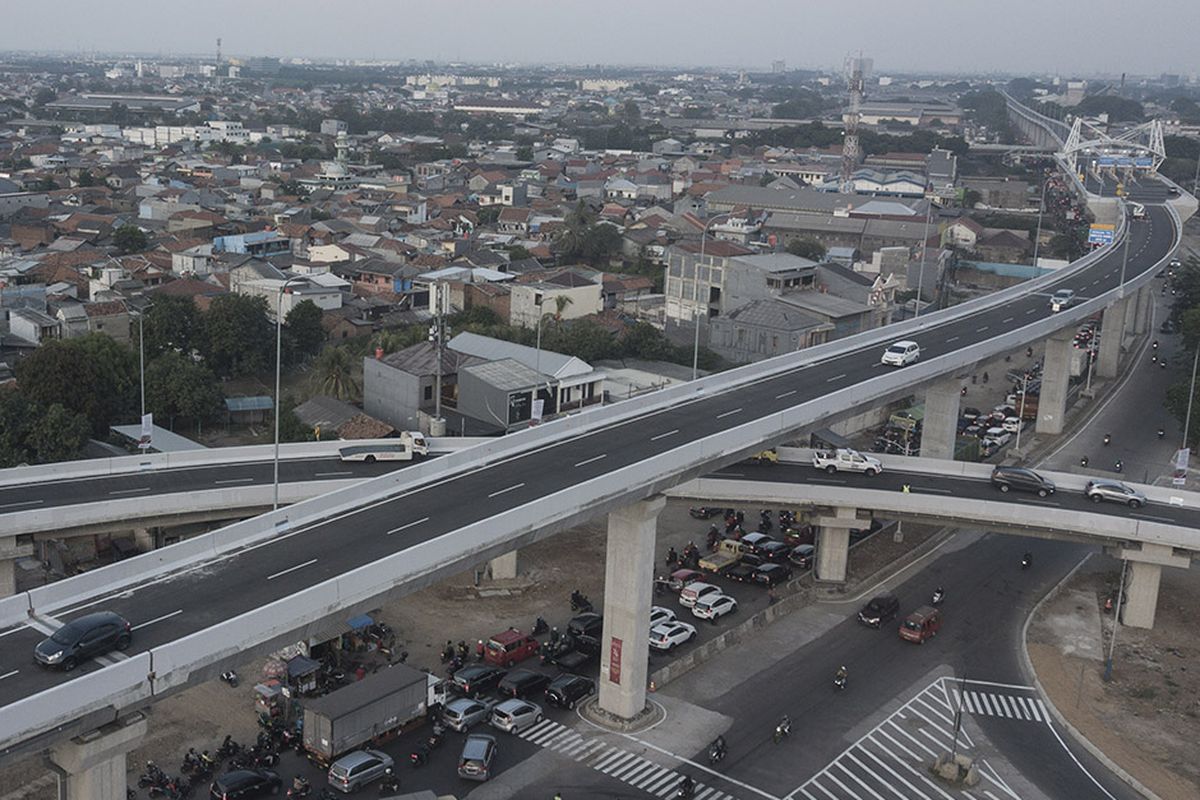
812 448 883 476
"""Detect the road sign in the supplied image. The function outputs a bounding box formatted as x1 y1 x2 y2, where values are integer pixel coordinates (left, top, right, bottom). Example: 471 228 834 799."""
1088 224 1115 245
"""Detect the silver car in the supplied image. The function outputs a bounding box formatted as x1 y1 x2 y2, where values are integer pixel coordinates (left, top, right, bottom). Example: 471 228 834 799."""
442 697 495 732
1084 479 1146 509
327 749 394 793
489 698 543 734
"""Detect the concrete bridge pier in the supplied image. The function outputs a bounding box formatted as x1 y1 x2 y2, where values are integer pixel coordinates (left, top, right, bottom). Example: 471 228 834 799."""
1131 285 1153 336
814 506 861 583
922 375 965 460
597 495 664 721
1108 543 1191 629
1035 329 1074 435
48 713 147 800
0 535 33 598
488 550 519 580
1096 295 1129 378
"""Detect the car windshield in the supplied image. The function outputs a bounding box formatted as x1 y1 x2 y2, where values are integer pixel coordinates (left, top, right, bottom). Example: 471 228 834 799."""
50 622 84 645
903 619 922 631
887 345 907 354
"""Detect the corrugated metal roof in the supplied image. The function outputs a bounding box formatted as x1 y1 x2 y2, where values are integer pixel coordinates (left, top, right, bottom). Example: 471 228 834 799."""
225 396 274 412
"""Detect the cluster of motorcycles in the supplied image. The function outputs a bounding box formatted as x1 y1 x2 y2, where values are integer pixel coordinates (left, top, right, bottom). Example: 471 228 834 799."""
134 732 282 799
438 616 553 676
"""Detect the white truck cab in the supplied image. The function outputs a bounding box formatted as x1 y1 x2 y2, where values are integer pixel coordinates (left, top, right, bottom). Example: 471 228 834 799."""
812 448 883 476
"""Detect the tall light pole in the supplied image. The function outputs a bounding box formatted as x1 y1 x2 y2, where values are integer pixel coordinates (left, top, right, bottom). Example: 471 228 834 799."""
273 275 306 511
428 283 450 435
915 198 934 317
1014 371 1030 453
138 307 146 418
692 212 731 379
1118 201 1132 298
1031 176 1049 268
1192 146 1200 198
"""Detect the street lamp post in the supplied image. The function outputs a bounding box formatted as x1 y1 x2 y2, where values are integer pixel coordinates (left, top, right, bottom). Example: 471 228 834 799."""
1119 202 1132 298
692 213 731 380
138 308 146 418
273 275 306 512
915 198 934 318
1014 371 1030 453
1031 177 1049 269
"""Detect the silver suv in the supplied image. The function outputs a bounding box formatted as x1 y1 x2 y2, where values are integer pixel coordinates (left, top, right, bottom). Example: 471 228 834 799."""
327 749 393 793
442 697 495 732
1084 479 1146 509
489 698 543 734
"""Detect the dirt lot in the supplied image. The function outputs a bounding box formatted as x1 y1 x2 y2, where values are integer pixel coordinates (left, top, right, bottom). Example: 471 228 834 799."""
1028 557 1200 800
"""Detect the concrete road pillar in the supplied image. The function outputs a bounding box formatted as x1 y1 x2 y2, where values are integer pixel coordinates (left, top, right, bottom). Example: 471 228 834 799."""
1035 329 1074 435
814 507 859 583
0 536 33 598
1096 296 1128 378
488 550 519 580
1122 560 1163 629
923 376 963 460
132 528 155 553
1130 286 1151 336
49 713 147 800
598 495 665 720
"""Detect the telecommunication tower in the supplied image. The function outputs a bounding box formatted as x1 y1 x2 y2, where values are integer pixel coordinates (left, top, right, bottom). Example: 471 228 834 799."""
215 38 222 84
840 55 869 194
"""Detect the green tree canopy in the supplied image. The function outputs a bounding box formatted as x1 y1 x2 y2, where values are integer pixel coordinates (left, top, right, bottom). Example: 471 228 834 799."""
15 335 138 435
112 223 148 254
284 300 327 364
142 295 205 359
0 391 90 467
310 345 361 402
202 294 274 378
785 237 827 262
144 351 224 430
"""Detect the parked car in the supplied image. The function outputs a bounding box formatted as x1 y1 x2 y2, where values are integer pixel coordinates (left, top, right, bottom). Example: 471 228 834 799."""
497 669 553 699
457 734 497 782
725 553 765 582
752 563 793 587
650 606 677 628
1001 416 1021 434
679 582 722 608
482 629 540 668
649 621 697 651
758 540 793 563
545 674 595 709
788 544 815 569
209 769 281 800
740 532 776 556
667 568 704 592
857 594 900 629
452 664 507 696
567 612 604 638
990 465 1056 497
961 407 982 422
490 698 543 734
881 340 921 367
327 749 394 794
35 611 132 670
442 697 495 732
1084 479 1147 508
691 593 738 621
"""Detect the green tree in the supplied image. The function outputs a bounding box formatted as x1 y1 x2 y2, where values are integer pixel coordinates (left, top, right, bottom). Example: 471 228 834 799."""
144 351 223 430
310 345 361 401
284 300 326 363
202 294 274 378
27 403 91 463
14 335 137 435
515 145 533 161
622 100 641 123
477 206 502 226
580 223 623 267
112 223 148 254
278 395 316 442
142 295 205 359
785 237 827 262
34 87 57 106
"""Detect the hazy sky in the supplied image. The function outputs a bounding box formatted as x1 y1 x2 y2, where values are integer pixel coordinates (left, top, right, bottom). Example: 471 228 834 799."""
5 0 1197 76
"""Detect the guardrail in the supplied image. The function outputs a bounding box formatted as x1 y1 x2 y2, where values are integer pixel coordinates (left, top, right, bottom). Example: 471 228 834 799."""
0 199 1176 754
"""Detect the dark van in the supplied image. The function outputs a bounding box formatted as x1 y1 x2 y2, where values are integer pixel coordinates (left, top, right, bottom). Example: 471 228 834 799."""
857 594 900 629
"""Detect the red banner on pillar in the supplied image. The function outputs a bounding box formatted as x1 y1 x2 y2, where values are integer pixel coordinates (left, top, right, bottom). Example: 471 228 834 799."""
608 637 623 684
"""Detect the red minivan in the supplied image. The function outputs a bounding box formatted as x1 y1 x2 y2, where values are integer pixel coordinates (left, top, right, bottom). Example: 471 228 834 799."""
483 629 540 667
899 606 942 644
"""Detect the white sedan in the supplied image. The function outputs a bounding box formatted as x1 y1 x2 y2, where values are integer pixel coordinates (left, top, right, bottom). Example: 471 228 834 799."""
650 606 676 628
649 621 697 651
691 593 738 621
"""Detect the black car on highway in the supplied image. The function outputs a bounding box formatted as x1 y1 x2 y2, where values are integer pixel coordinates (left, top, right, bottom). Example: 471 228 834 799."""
498 668 553 699
990 465 1056 497
724 553 765 582
857 594 900 629
452 664 507 696
545 674 596 709
751 563 792 587
35 611 132 671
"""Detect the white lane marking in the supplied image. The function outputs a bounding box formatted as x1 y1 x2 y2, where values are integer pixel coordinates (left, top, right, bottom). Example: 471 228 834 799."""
946 336 959 343
0 499 44 510
574 454 607 468
807 477 846 484
976 325 989 332
825 373 847 383
108 487 150 495
1132 513 1175 522
1002 317 1014 323
716 408 743 419
132 609 183 631
387 517 429 535
266 558 318 581
488 483 525 498
214 477 254 485
0 669 18 681
776 390 797 399
1026 308 1037 315
314 471 353 477
650 429 679 441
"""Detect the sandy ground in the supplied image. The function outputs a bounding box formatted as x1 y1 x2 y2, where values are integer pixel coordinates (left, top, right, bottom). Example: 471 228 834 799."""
1028 556 1200 800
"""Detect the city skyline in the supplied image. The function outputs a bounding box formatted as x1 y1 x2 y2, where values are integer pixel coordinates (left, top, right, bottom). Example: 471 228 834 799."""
4 0 1198 76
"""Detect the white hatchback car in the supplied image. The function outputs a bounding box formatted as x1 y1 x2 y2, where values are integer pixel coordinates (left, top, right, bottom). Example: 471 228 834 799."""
691 593 738 621
881 340 920 367
649 621 697 651
1050 289 1076 312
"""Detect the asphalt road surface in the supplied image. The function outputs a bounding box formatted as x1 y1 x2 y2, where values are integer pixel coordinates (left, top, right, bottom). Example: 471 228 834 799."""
0 206 1177 738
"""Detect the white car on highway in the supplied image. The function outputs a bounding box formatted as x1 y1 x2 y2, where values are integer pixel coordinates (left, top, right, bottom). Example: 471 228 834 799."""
691 593 738 622
881 340 920 367
1049 289 1076 312
649 621 697 651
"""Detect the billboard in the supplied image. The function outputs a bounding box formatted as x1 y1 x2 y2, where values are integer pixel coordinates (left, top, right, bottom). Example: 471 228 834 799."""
1088 224 1115 245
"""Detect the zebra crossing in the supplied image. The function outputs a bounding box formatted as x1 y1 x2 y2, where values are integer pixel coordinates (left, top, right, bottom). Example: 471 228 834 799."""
788 678 1027 800
517 717 741 800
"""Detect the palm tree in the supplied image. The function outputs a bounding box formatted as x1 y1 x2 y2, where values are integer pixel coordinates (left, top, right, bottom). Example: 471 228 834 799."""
552 294 573 327
310 346 361 402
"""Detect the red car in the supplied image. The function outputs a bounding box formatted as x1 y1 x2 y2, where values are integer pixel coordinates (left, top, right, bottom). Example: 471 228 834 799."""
482 629 540 668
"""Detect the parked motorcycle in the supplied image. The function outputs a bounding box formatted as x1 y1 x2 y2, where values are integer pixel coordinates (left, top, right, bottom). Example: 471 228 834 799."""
532 616 549 636
287 777 311 800
570 590 593 613
220 670 239 688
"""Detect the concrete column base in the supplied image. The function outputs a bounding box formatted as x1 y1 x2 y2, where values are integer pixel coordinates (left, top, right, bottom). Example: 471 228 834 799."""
598 496 665 721
488 550 518 580
1131 286 1151 335
814 507 858 583
132 528 155 552
1035 329 1074 435
0 535 33 597
1096 296 1128 378
428 417 446 437
923 376 964 460
49 713 148 800
1122 561 1163 629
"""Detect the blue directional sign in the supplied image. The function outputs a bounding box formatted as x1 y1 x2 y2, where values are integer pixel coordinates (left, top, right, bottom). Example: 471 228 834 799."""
1088 224 1115 245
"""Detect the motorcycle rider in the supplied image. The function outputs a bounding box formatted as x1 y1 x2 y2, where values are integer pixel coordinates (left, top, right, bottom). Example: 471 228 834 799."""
710 735 727 760
676 775 695 798
1103 433 1112 446
777 715 791 737
1022 552 1032 569
932 587 945 605
1080 455 1089 468
835 665 848 685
